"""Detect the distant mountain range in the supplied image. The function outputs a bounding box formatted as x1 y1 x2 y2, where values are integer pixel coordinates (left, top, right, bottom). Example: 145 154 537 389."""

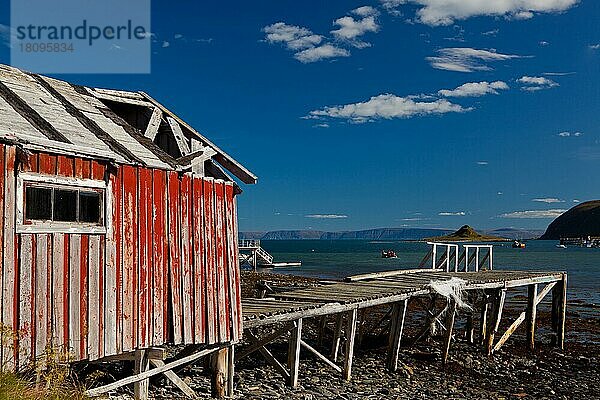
239 227 545 241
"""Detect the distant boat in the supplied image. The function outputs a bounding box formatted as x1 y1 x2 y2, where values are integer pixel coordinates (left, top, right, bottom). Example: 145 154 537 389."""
512 240 526 249
556 244 567 249
381 250 398 259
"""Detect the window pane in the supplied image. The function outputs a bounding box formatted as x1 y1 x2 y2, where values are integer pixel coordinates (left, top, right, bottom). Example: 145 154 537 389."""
79 191 101 223
54 189 77 222
25 186 52 220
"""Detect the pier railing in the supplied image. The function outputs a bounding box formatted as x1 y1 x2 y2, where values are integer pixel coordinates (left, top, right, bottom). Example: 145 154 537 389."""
421 242 493 272
239 239 261 249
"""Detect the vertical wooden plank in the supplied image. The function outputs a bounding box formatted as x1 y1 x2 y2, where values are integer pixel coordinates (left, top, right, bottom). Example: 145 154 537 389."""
224 183 240 341
180 173 193 344
231 193 242 340
38 153 56 175
79 235 89 359
104 169 119 357
551 274 567 349
387 300 408 372
192 177 205 344
343 309 358 381
167 171 183 344
526 284 538 351
87 236 101 361
2 146 17 369
52 234 66 354
134 349 149 400
18 235 34 368
202 179 217 344
213 182 228 343
34 235 50 359
56 156 74 177
138 168 152 349
90 161 105 181
69 235 81 361
288 318 302 388
122 165 138 352
152 170 166 346
0 144 5 367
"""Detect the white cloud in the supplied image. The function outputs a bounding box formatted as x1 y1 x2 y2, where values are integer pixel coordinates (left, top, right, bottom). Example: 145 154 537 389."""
308 94 469 123
438 81 509 97
263 22 323 51
306 214 348 219
379 0 406 15
439 211 466 216
558 131 583 137
295 44 350 63
401 0 579 26
331 7 380 48
543 72 575 76
162 41 170 48
539 40 550 46
497 191 503 195
590 44 600 50
482 29 499 36
174 33 184 39
427 48 522 72
313 123 330 128
532 198 565 203
476 161 489 165
500 209 566 219
573 199 580 203
517 76 559 91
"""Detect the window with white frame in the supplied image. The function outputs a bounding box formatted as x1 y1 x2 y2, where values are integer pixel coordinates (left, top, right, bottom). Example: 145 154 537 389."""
17 173 107 234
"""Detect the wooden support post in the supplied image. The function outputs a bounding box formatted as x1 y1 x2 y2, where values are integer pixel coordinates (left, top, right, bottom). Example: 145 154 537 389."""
331 313 344 362
479 294 489 346
526 284 538 351
317 316 327 346
551 274 567 349
442 301 457 365
288 318 302 388
357 310 366 345
486 289 506 355
428 296 438 337
211 348 228 399
387 300 408 372
227 345 235 398
343 309 358 381
465 313 474 345
134 349 149 400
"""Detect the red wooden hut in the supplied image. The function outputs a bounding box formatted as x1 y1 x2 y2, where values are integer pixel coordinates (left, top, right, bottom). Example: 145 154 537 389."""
0 64 256 396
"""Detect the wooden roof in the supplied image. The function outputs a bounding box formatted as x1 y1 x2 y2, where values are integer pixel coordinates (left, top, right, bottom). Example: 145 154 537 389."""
0 64 257 184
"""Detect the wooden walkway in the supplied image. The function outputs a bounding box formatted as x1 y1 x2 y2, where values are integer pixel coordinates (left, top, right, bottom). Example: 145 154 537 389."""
239 268 567 388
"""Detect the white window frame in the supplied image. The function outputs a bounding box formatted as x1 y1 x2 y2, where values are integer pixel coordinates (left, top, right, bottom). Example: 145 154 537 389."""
16 172 108 234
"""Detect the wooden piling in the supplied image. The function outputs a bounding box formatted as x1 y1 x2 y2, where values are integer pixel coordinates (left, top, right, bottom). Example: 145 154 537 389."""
134 349 149 400
479 294 489 346
211 348 228 399
442 301 457 365
343 309 358 381
227 345 235 397
288 318 302 387
387 300 408 372
551 274 567 349
331 313 344 362
526 284 538 351
486 289 506 355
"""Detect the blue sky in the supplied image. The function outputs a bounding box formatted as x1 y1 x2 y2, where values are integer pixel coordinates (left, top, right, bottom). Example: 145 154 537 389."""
1 0 599 232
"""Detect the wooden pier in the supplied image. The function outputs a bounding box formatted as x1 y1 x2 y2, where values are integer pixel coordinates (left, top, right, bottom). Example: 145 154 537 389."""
235 243 567 389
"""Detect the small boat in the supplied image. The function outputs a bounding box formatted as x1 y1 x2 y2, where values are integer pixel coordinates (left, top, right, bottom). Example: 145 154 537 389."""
556 244 567 249
512 240 526 249
381 250 397 258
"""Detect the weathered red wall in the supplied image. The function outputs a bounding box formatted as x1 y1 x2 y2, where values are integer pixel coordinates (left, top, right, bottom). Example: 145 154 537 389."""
0 143 242 369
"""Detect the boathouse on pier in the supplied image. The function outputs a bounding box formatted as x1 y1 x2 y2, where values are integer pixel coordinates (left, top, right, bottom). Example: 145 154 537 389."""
0 64 256 397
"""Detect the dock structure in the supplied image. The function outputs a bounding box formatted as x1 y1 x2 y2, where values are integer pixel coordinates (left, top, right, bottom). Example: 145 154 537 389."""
236 243 567 389
239 239 274 269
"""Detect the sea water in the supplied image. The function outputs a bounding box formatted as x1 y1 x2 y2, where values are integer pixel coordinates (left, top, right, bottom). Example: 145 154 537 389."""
259 240 600 305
